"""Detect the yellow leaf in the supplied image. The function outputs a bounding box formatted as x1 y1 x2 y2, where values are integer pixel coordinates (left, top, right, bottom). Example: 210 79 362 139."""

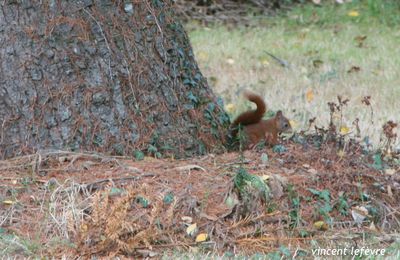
337 150 345 158
348 11 359 17
340 126 350 135
197 51 209 61
144 156 157 162
226 58 235 65
225 103 235 113
3 200 15 205
195 233 208 242
186 223 197 236
306 90 314 103
313 221 328 231
260 58 269 66
260 175 270 181
289 120 298 128
80 224 88 233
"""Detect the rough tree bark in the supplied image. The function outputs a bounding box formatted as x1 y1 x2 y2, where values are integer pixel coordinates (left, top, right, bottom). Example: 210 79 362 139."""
0 0 230 159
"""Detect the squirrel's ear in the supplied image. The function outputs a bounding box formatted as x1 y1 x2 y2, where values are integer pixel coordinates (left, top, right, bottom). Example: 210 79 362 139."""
276 110 283 117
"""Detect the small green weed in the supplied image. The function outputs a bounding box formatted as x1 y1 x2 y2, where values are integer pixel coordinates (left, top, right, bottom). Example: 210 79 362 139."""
288 184 301 228
308 188 333 222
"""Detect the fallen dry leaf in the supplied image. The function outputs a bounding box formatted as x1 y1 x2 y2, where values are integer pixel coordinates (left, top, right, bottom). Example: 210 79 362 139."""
314 221 328 231
186 223 198 236
175 165 206 172
348 10 360 17
306 89 314 103
347 66 361 73
195 233 208 242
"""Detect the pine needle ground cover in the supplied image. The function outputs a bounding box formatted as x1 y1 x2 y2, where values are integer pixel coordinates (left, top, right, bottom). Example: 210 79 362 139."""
0 136 399 258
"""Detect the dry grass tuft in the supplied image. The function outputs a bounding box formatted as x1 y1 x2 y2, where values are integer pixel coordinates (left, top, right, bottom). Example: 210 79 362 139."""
76 186 166 256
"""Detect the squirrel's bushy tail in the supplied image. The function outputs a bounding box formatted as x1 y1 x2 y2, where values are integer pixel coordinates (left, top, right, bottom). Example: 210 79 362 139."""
231 90 266 127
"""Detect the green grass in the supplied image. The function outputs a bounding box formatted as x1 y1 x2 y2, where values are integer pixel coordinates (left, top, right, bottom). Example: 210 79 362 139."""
187 0 400 148
280 0 400 27
0 232 41 257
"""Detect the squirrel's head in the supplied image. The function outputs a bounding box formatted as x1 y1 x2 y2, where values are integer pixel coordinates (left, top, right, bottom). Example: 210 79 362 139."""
275 110 292 133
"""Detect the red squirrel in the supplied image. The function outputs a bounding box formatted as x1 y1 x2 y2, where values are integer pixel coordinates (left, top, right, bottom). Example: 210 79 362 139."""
231 90 292 148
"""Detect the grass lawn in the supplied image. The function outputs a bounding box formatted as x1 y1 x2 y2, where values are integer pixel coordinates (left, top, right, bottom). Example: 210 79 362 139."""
188 0 400 150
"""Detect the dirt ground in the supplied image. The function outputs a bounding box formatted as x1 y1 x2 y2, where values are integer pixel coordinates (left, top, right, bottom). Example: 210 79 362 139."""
0 136 399 258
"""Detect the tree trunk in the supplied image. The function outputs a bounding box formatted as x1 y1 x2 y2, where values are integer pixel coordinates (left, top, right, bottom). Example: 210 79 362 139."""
0 0 230 159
